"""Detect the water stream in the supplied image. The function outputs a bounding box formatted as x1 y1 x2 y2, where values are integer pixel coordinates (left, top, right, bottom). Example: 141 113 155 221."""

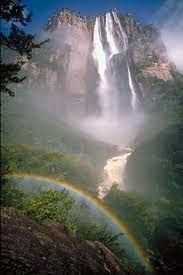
92 12 138 198
92 11 138 116
98 148 132 199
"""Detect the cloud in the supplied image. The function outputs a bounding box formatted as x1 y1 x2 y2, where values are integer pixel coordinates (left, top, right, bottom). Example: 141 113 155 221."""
153 0 183 73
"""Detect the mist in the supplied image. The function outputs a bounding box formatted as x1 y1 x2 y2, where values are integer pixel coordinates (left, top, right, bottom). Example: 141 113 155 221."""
78 112 145 147
21 2 182 142
20 15 146 150
153 0 183 73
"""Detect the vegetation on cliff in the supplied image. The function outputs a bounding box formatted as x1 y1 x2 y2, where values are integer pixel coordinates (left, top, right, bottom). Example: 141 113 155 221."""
1 2 183 274
122 76 183 274
1 0 48 96
1 207 126 274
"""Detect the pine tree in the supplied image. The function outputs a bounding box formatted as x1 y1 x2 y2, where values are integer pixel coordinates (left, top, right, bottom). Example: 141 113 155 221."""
0 0 48 96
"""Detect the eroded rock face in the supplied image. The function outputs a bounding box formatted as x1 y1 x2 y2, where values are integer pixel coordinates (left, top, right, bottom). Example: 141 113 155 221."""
42 9 174 87
45 9 93 96
0 207 126 274
121 14 173 81
21 9 176 116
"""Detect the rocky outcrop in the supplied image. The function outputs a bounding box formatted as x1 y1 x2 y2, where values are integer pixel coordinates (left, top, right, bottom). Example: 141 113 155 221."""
0 207 126 274
44 9 92 96
20 8 176 115
120 14 174 81
44 9 93 33
43 9 174 85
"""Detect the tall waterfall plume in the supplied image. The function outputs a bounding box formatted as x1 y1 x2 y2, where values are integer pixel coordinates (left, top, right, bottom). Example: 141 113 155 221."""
112 11 138 110
92 17 110 118
92 11 138 115
92 11 140 198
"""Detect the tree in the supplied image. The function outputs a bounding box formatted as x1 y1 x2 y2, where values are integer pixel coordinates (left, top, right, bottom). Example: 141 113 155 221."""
1 179 25 208
0 0 48 96
1 145 17 176
21 189 77 234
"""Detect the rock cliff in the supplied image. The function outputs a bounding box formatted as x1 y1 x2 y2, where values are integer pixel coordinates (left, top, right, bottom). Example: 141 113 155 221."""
0 207 126 274
21 8 176 115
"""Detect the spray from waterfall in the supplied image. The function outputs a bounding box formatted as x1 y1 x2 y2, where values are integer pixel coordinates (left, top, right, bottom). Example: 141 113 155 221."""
92 12 139 198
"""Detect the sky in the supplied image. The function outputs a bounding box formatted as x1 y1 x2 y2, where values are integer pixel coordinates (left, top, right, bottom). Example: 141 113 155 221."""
2 0 182 72
24 0 166 33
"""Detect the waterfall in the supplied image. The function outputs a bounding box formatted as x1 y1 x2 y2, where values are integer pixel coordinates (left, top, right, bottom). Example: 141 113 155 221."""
105 12 118 55
128 67 138 110
92 12 139 198
98 148 132 199
112 11 138 111
92 16 111 117
92 11 138 115
92 17 107 80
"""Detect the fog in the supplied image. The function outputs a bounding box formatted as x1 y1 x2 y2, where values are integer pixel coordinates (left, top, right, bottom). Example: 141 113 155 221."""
78 12 146 147
1 10 150 164
4 3 182 152
153 0 183 73
23 18 146 149
78 112 145 147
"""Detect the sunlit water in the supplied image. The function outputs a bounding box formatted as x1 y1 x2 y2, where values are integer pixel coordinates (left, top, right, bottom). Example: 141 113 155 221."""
112 10 138 111
90 12 140 198
92 11 138 116
98 148 132 199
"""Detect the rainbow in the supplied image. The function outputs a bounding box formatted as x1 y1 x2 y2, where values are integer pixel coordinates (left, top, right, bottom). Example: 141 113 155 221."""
9 172 153 272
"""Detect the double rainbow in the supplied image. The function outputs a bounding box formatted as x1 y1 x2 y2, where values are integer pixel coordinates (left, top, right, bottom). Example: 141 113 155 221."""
10 172 152 272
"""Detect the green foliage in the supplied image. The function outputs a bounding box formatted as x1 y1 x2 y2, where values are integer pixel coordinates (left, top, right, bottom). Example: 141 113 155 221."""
2 144 99 194
105 187 158 247
77 222 125 258
1 179 25 208
72 202 149 274
129 124 183 198
148 198 183 274
123 75 183 273
0 179 131 268
1 70 182 273
1 24 48 59
126 75 183 201
1 0 47 96
1 100 117 166
0 62 26 96
1 145 17 176
157 78 183 111
1 0 31 25
0 175 149 273
1 178 77 234
104 185 183 273
144 75 183 115
21 189 77 234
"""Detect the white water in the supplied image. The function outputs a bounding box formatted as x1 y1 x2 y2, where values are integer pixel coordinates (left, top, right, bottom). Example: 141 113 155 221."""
92 11 139 198
92 16 110 117
112 11 138 111
92 17 107 78
98 148 132 199
128 66 138 110
92 11 138 114
105 12 119 55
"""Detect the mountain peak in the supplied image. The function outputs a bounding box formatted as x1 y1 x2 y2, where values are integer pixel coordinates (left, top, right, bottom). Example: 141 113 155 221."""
24 6 175 118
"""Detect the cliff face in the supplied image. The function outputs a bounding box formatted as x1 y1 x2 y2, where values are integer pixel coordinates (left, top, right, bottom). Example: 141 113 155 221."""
44 9 93 96
1 207 126 274
121 14 173 81
22 9 175 115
